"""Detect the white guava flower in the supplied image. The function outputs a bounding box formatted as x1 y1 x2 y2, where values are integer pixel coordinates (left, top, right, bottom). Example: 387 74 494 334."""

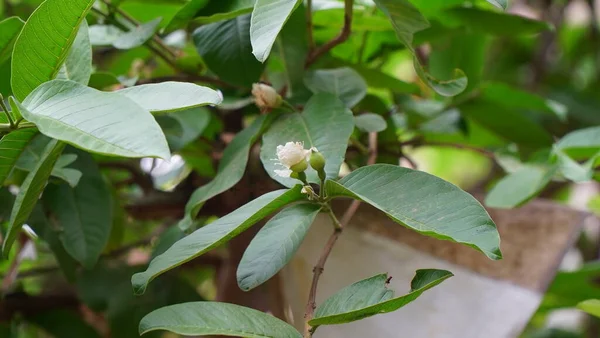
274 142 310 177
252 83 281 109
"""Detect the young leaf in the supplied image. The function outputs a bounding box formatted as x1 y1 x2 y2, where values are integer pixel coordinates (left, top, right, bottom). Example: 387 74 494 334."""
56 20 92 86
354 113 388 133
304 68 368 108
237 203 321 291
179 114 275 230
326 164 502 260
16 79 170 159
578 300 600 318
485 166 555 209
117 82 222 114
310 270 453 327
193 14 264 87
0 17 24 65
43 150 113 269
0 128 37 185
11 0 96 100
139 302 302 337
112 18 162 50
132 187 306 294
374 0 467 96
555 151 598 183
3 139 65 256
261 93 354 188
250 0 302 62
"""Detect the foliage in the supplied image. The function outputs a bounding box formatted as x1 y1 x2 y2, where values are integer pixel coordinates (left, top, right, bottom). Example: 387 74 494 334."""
0 0 599 337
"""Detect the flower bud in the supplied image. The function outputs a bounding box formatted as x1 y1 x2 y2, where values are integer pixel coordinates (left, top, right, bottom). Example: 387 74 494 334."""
252 83 282 109
290 158 308 173
309 149 326 172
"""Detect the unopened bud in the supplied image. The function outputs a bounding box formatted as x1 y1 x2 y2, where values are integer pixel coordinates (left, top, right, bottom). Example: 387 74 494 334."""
252 83 282 109
290 158 308 173
309 149 326 172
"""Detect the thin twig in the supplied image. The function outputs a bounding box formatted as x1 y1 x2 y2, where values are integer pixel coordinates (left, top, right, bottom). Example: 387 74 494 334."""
303 133 378 337
305 0 353 67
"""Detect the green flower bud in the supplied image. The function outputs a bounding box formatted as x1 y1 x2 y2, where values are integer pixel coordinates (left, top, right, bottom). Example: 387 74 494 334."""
309 150 326 172
290 158 308 173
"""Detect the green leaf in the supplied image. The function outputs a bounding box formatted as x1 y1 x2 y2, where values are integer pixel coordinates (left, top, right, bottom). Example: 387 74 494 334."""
159 107 211 151
555 150 598 183
139 302 301 337
326 164 502 260
237 203 321 291
250 0 301 62
555 126 600 159
17 79 170 159
88 25 123 46
310 270 453 327
88 72 120 90
165 0 210 32
277 3 309 98
354 113 388 133
14 133 82 187
3 139 65 256
349 64 419 94
0 128 37 185
304 68 368 108
193 14 265 87
10 0 96 100
132 187 305 294
485 165 555 209
481 82 567 120
486 0 508 10
578 300 600 318
373 0 467 96
29 309 101 338
43 150 112 269
0 17 24 65
261 93 354 188
179 114 274 230
193 0 255 24
117 82 222 114
444 7 552 36
113 18 162 50
56 20 92 86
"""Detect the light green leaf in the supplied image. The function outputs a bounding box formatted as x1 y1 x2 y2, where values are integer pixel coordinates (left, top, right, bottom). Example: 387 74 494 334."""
578 299 600 318
43 150 112 269
139 302 301 337
486 0 508 10
0 17 24 65
159 107 211 151
373 0 467 97
304 68 367 108
165 0 211 32
250 0 302 62
17 79 170 159
349 64 419 94
132 187 305 294
11 0 96 100
57 20 92 86
113 18 162 50
14 134 82 188
88 25 123 46
485 166 555 209
193 0 255 24
261 93 354 188
179 114 275 230
326 164 502 260
354 113 388 133
117 82 222 114
193 14 265 87
555 126 600 159
237 203 321 291
0 128 37 185
310 270 453 327
556 150 598 183
3 139 65 256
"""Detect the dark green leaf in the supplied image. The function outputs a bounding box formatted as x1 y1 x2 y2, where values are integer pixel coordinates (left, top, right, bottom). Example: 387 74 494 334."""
132 187 306 294
354 113 388 133
160 107 211 151
261 93 354 187
3 139 65 256
237 203 321 291
117 82 222 114
250 0 302 62
88 72 120 90
180 114 274 230
277 3 309 98
444 7 552 36
304 67 367 108
11 0 95 100
29 310 101 338
0 17 24 65
56 20 92 85
326 164 502 260
193 0 255 23
0 128 37 185
193 14 264 87
481 82 567 120
43 150 112 269
139 302 301 337
310 270 453 326
485 165 555 209
349 64 419 94
17 79 170 159
165 0 210 32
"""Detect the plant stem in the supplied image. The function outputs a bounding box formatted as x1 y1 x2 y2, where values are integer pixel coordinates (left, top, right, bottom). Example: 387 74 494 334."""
305 0 353 67
0 97 15 128
303 132 378 337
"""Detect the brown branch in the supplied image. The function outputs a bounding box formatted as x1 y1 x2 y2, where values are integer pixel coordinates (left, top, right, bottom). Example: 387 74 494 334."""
305 0 353 67
303 132 377 337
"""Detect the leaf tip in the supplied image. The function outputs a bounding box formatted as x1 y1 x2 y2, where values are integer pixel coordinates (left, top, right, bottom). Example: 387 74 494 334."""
131 273 148 295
